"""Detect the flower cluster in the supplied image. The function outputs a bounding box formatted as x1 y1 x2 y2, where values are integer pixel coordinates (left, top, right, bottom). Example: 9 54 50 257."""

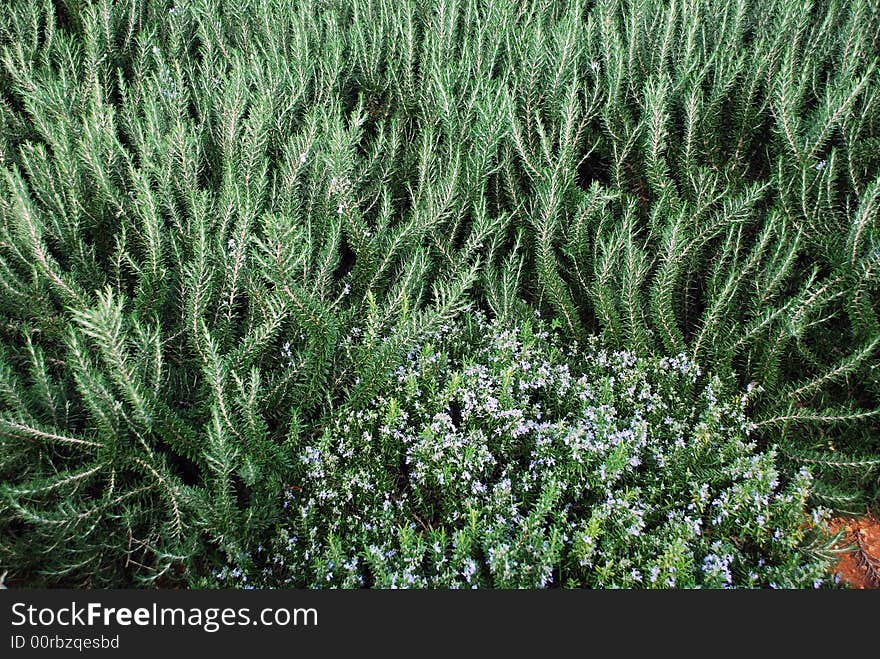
215 314 833 589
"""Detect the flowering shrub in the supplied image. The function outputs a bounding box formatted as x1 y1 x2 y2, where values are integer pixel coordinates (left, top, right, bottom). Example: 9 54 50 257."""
3 0 876 588
212 315 834 588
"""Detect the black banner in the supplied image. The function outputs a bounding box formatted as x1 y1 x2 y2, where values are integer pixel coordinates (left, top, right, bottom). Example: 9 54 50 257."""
1 588 874 655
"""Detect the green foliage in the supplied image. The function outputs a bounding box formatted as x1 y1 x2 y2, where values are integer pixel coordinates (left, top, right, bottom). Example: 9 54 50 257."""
491 0 880 508
0 0 490 585
0 0 876 586
208 314 835 589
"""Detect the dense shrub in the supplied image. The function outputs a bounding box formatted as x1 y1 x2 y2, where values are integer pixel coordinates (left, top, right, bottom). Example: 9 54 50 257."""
0 0 876 587
205 315 835 588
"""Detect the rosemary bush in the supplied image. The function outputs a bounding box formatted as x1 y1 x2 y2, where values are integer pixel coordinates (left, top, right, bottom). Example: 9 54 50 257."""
0 0 876 586
206 314 835 589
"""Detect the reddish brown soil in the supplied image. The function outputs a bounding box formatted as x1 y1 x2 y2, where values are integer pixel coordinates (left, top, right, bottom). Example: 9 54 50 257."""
828 515 880 589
